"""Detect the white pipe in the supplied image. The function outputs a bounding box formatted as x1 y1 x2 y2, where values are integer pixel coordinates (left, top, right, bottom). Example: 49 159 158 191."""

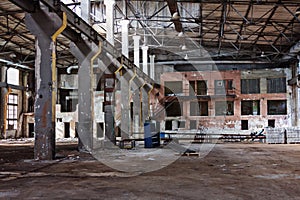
104 0 115 46
142 45 148 75
121 20 129 58
67 65 79 74
132 35 140 67
0 58 33 71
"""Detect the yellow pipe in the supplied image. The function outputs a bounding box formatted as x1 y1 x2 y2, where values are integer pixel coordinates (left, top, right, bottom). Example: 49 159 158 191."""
51 12 67 122
3 87 11 133
114 65 123 75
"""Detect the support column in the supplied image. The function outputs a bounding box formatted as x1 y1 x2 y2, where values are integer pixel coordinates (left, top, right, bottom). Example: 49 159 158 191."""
133 35 140 67
25 9 62 160
104 0 115 45
132 35 141 136
120 72 131 140
70 40 94 152
120 19 130 139
131 79 141 137
81 0 91 23
121 20 129 58
142 45 149 74
103 0 117 146
149 55 155 80
0 66 7 138
141 84 150 124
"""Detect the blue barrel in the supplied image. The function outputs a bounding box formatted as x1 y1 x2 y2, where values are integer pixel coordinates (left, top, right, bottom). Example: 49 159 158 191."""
144 122 152 148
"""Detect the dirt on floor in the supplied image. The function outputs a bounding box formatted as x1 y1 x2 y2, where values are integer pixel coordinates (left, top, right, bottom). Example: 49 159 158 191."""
0 140 300 200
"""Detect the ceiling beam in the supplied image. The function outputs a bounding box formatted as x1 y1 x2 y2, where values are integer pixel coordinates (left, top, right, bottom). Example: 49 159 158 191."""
8 0 39 13
166 0 182 32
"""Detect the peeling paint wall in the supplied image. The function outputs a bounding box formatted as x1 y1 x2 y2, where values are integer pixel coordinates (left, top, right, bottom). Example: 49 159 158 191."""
159 68 293 134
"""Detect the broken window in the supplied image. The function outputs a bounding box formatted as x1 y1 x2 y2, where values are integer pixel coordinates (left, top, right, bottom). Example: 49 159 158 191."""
241 100 260 115
164 81 183 96
267 100 287 115
215 101 234 116
190 101 208 116
189 80 207 95
7 94 18 130
267 78 286 93
241 79 260 94
165 101 182 117
215 80 233 95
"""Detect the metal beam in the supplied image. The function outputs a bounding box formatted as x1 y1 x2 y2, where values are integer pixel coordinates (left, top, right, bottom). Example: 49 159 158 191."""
8 0 39 13
166 0 182 32
40 0 156 85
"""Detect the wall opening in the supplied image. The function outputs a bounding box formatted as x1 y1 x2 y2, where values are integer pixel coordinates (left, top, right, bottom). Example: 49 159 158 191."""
165 101 182 117
28 123 34 138
97 123 104 138
190 120 197 129
215 101 234 116
241 120 248 130
64 122 70 138
267 100 287 115
190 101 208 116
241 100 260 115
268 119 275 128
165 120 172 130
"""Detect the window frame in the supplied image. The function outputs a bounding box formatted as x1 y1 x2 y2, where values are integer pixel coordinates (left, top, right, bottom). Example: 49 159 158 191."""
267 100 287 115
241 100 260 115
6 93 18 130
190 101 209 116
215 80 234 95
215 101 234 116
267 77 286 93
164 81 183 96
241 79 260 94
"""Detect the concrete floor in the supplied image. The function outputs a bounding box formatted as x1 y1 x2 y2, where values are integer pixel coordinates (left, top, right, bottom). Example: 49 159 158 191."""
0 140 300 199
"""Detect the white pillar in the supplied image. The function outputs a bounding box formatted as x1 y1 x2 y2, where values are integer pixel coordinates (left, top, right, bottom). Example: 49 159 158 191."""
104 0 115 45
81 0 91 24
121 20 129 58
142 45 148 75
149 55 155 80
133 35 140 67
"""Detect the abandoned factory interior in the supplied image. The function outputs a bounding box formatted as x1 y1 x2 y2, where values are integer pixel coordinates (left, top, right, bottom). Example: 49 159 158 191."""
1 0 300 199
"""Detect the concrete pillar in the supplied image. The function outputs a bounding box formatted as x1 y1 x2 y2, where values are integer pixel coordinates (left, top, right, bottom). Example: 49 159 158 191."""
141 85 149 124
132 35 141 137
149 55 155 80
0 66 7 138
121 20 129 58
70 40 94 152
133 35 140 67
81 0 91 24
142 45 149 74
132 86 141 136
25 9 62 160
104 0 115 45
120 73 130 139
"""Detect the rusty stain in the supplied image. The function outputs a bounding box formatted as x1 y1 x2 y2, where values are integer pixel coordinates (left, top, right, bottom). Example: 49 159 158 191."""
41 100 50 128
